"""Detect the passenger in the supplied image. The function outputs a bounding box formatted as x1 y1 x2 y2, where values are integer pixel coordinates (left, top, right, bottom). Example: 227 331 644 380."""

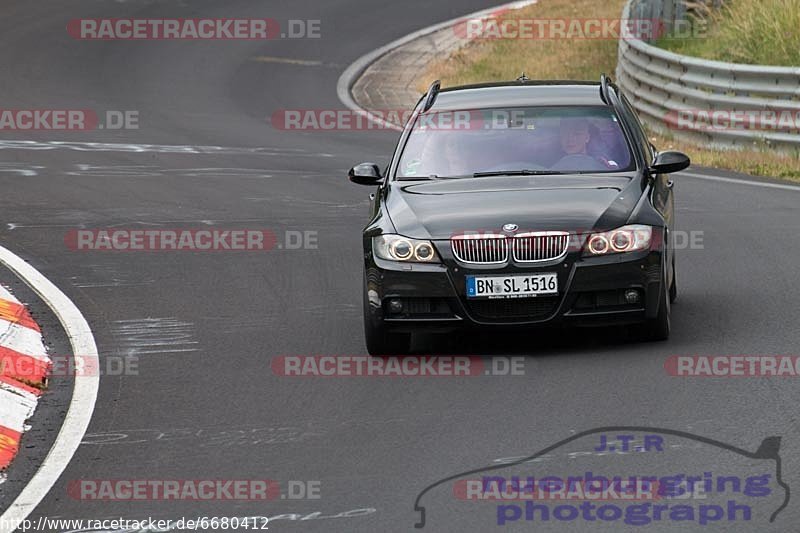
588 117 628 169
549 117 600 171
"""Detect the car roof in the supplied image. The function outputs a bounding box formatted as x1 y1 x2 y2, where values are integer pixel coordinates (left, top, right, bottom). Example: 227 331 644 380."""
430 82 606 111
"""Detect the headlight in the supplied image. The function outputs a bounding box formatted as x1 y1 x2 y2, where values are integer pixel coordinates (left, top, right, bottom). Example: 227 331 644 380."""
373 235 440 262
583 225 652 256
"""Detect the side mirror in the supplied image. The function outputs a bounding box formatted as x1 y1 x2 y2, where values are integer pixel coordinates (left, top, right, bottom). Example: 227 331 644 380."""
348 162 383 185
649 151 690 175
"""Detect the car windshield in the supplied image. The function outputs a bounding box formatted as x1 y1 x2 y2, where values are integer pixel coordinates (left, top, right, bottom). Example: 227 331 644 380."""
396 105 634 179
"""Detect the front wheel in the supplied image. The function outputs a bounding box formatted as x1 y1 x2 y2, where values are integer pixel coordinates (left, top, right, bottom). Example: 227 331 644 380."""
638 274 671 342
669 255 677 304
365 321 411 356
363 283 411 356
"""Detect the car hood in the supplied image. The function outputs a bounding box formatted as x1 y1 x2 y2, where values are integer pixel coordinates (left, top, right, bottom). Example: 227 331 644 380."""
386 175 641 240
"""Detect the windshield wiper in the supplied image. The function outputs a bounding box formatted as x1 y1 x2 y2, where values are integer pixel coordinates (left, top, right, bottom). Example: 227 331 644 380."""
472 170 564 177
398 174 468 181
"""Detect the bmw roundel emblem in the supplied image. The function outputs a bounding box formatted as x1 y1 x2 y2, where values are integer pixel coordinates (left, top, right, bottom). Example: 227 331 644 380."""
502 223 519 232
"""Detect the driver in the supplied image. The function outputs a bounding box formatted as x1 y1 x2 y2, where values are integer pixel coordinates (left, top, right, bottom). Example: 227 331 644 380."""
555 117 619 170
559 117 591 155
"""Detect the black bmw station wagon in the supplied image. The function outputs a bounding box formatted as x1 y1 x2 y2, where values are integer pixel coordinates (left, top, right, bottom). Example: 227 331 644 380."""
349 75 690 355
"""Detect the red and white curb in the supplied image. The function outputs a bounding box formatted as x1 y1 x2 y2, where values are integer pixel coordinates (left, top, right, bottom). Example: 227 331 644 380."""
0 245 98 533
0 285 50 484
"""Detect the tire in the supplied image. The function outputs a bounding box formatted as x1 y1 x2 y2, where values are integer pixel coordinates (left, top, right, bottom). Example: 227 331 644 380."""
363 282 412 356
365 321 412 356
669 255 677 304
639 269 671 342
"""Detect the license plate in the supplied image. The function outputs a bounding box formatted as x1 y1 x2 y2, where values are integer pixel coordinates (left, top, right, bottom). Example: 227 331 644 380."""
466 273 558 299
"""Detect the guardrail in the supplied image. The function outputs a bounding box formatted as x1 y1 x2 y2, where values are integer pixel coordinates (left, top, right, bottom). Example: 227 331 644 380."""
616 0 800 151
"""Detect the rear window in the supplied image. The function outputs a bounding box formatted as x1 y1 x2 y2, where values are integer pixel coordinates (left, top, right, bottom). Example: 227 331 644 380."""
396 106 634 179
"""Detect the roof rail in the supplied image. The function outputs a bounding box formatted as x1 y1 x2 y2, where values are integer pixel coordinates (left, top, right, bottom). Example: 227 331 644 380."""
422 80 441 112
599 73 614 105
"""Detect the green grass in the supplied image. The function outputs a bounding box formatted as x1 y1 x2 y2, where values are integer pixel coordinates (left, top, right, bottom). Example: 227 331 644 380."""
658 0 800 66
419 0 627 91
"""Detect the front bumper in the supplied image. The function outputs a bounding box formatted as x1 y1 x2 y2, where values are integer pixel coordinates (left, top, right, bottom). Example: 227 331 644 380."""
364 240 664 332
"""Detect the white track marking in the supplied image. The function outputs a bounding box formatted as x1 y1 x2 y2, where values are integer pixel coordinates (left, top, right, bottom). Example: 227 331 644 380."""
0 285 19 302
0 140 333 157
0 246 99 533
337 0 537 131
251 56 325 66
679 171 800 192
0 164 43 177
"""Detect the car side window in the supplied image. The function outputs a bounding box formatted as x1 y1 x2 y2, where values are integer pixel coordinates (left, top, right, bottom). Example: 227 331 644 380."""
620 95 653 166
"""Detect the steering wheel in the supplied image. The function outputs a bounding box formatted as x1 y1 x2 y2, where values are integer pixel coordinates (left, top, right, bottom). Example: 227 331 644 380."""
550 154 603 171
481 162 547 172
